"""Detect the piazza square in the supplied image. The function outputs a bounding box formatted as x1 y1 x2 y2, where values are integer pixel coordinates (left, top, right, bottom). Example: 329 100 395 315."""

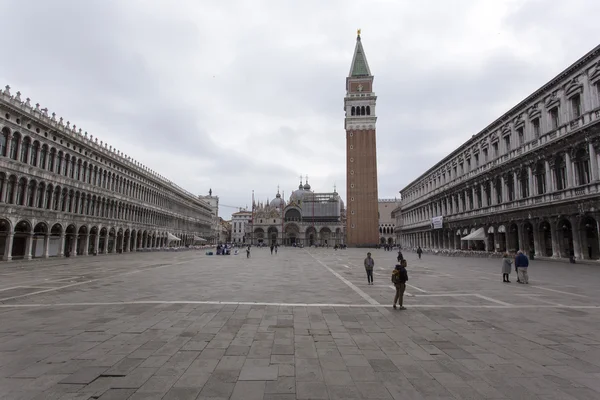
0 248 599 399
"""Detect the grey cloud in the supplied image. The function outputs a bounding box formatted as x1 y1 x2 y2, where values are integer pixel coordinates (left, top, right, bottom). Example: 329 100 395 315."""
1 0 597 218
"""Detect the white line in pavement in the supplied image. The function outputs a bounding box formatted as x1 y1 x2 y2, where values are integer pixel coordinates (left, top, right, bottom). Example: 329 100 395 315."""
531 285 589 298
0 260 192 303
309 253 380 305
0 301 599 309
521 295 565 307
474 294 513 306
342 265 351 269
406 283 427 293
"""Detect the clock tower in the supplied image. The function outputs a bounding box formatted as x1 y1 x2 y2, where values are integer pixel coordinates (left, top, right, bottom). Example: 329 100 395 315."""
344 30 379 247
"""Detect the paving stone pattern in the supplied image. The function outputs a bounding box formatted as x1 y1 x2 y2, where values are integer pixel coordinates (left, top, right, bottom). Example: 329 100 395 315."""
0 248 599 399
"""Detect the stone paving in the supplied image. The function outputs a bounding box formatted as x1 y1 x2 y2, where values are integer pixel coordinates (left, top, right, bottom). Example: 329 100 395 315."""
0 248 599 399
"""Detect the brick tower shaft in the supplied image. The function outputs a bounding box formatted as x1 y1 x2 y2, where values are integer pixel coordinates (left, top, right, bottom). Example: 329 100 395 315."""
344 31 379 247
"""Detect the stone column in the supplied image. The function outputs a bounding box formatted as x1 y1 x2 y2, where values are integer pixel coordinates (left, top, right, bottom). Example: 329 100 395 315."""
132 232 137 252
94 233 100 255
43 234 50 258
83 234 89 256
545 160 553 192
517 223 524 253
570 216 583 260
24 233 34 260
550 221 560 258
2 233 14 261
565 151 573 188
528 165 534 197
58 233 65 257
491 181 497 205
532 222 541 258
493 231 499 252
501 175 507 203
104 236 109 254
71 234 78 257
513 171 520 200
589 141 599 182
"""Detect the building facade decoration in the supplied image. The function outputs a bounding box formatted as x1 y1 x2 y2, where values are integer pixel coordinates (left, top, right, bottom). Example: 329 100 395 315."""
231 210 252 244
398 46 600 261
248 180 345 246
0 86 213 261
198 190 220 244
345 31 379 247
378 198 400 245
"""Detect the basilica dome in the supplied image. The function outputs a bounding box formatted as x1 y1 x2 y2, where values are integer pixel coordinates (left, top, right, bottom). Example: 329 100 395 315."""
290 180 312 203
270 192 286 209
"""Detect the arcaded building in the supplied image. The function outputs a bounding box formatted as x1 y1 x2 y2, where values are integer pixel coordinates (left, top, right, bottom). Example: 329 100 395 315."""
0 85 213 261
399 45 600 261
345 31 380 247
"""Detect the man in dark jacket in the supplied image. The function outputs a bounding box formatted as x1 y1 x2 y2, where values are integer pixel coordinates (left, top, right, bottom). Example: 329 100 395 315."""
391 264 409 310
515 250 529 284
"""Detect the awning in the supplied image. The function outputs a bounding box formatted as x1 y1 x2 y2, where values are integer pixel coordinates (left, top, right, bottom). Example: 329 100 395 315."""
193 235 207 242
167 232 181 242
461 227 486 241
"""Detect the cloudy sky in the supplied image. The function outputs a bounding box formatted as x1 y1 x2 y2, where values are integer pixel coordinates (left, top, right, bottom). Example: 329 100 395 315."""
1 0 599 219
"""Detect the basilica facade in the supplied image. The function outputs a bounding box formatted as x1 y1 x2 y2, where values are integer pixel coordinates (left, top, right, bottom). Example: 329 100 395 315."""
398 46 600 261
249 179 345 246
0 85 213 261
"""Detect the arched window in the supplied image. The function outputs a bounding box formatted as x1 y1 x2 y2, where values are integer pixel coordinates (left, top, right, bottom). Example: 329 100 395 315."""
45 185 53 209
535 161 546 194
16 178 27 205
53 186 61 210
574 149 590 186
40 145 48 170
361 106 366 115
0 128 8 156
366 106 371 115
30 141 39 166
48 148 56 172
57 151 64 175
27 181 36 207
70 156 76 179
351 106 355 116
6 176 16 204
520 169 529 198
37 183 45 208
63 154 70 176
20 137 31 163
495 177 503 204
9 133 19 160
76 160 82 181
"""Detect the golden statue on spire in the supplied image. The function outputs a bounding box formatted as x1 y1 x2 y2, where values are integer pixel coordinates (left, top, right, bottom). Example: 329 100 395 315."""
357 28 361 36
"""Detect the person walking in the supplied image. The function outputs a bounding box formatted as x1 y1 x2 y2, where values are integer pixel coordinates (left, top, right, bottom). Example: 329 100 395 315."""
364 252 375 285
417 246 423 259
501 253 512 283
391 263 408 310
270 244 274 255
397 250 404 263
275 244 278 254
246 246 251 259
515 250 529 284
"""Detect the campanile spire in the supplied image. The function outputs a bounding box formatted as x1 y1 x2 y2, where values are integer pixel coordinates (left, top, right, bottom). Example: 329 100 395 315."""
344 30 379 247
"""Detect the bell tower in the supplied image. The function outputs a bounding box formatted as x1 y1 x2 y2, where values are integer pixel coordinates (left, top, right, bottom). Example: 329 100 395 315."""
344 30 379 247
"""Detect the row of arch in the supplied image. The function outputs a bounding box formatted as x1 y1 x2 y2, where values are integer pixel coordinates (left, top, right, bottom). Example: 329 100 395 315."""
401 215 600 260
251 224 344 246
0 218 199 261
350 106 371 116
0 126 208 216
0 173 205 232
405 145 596 226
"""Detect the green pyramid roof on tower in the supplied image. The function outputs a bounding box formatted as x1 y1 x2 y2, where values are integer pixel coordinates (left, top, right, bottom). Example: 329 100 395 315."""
349 33 372 77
